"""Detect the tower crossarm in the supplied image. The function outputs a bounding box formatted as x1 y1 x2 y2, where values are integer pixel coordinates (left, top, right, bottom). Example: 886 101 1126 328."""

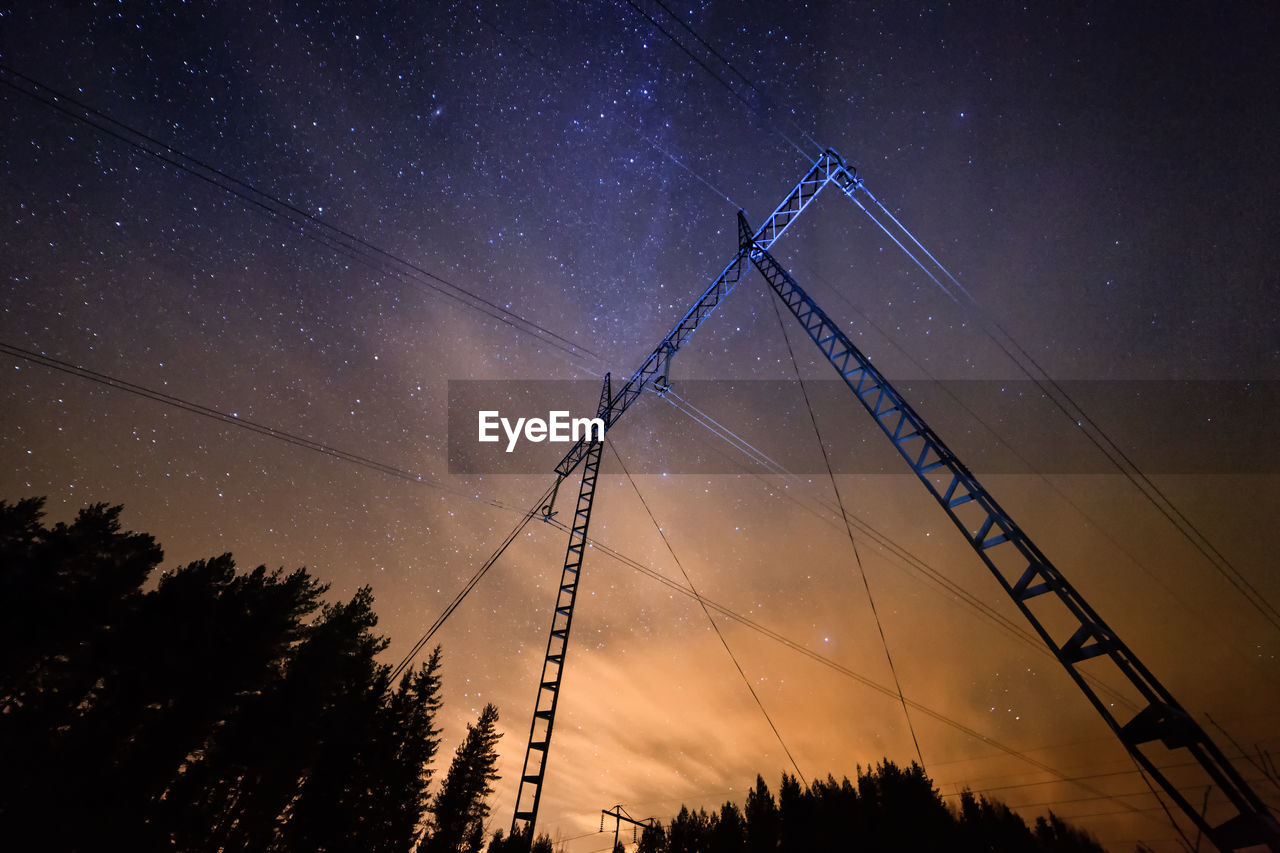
553 150 849 478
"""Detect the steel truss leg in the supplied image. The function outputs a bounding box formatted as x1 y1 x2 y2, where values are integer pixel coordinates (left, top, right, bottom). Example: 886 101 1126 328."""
512 376 610 834
738 211 1279 853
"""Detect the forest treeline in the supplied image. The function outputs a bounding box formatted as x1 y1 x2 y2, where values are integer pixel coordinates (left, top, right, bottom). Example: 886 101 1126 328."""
0 498 502 852
624 764 1113 853
2 497 1115 853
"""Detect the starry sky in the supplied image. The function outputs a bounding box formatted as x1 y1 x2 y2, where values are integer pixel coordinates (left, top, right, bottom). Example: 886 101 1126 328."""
2 2 1279 851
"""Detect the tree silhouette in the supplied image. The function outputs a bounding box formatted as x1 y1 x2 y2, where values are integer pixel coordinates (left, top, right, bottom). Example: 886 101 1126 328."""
0 498 453 852
488 822 555 853
637 818 667 853
629 763 1111 853
957 789 1037 852
0 497 1117 853
710 801 747 853
744 775 780 853
427 702 503 853
1034 811 1112 853
0 499 162 723
668 806 713 853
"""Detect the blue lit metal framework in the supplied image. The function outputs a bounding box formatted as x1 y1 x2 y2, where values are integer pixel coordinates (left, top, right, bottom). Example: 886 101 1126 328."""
552 150 848 479
514 153 849 835
513 148 1278 852
737 209 1280 853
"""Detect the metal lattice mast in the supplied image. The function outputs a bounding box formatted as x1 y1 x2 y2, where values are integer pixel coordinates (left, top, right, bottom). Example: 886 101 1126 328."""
551 150 847 481
511 375 611 832
512 153 849 835
738 211 1280 853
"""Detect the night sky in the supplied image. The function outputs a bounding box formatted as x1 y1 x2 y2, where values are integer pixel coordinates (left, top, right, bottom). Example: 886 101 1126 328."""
2 2 1279 851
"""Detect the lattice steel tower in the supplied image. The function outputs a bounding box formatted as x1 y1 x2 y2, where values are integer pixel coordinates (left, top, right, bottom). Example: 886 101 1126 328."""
510 149 1280 852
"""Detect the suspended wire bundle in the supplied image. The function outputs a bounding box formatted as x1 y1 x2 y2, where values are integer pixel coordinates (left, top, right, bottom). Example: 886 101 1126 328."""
0 64 602 376
389 479 559 683
619 0 823 159
654 380 1143 714
842 176 1280 635
764 287 928 772
606 439 807 782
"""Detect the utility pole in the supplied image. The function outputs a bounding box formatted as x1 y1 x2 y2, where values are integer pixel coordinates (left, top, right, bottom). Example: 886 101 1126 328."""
601 804 656 851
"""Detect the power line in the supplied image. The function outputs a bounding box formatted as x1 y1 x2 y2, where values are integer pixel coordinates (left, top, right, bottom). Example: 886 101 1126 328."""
616 0 812 159
748 198 1276 845
1206 714 1280 795
625 0 1279 643
653 385 1140 714
567 511 1166 826
654 385 1036 638
982 319 1280 635
791 259 1263 672
14 331 1165 824
607 439 806 782
940 762 1199 799
1129 760 1200 853
3 333 1073 762
0 64 602 373
470 8 742 210
0 340 515 507
1 336 560 682
638 6 1260 640
660 389 792 475
389 479 557 683
766 287 927 773
645 0 823 154
10 45 1263 834
0 337 796 709
846 181 1280 635
552 514 1039 771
